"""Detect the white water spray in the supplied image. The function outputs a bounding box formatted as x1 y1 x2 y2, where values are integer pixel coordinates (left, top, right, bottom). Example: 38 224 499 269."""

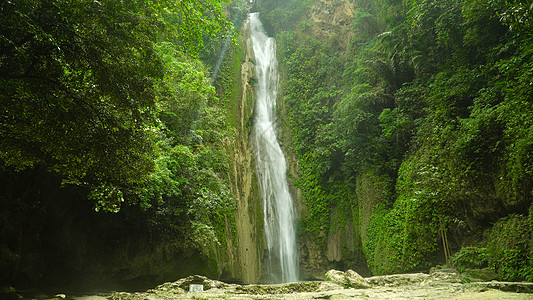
250 13 299 283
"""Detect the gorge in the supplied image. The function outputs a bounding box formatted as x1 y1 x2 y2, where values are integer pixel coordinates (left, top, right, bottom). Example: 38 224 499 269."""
1 0 533 297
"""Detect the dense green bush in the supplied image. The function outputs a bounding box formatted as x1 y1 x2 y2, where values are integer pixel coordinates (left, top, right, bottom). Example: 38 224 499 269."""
488 215 533 281
270 0 533 277
451 247 489 272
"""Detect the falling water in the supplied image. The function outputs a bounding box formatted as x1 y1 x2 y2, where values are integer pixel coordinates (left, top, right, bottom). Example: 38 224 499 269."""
250 12 299 283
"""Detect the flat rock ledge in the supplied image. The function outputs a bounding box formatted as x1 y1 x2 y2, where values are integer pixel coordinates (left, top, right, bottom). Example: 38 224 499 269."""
472 281 533 294
104 270 533 300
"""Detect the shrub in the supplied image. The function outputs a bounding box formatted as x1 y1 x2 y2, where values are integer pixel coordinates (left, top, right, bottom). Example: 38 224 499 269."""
451 247 488 272
488 215 533 281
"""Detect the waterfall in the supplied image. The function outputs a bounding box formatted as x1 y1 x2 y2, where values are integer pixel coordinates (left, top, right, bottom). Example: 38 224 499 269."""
250 12 299 283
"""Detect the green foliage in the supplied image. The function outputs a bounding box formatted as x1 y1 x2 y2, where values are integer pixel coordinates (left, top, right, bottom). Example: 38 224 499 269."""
488 0 533 34
0 0 237 261
254 0 314 33
0 0 231 210
451 247 489 273
364 156 456 274
274 0 532 277
364 204 403 274
134 41 233 254
488 215 533 281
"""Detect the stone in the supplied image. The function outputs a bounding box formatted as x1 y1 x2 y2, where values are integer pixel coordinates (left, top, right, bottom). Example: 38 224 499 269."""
366 273 430 287
325 269 347 285
429 267 461 283
345 270 371 289
236 281 322 294
473 281 533 293
460 268 498 282
325 269 370 289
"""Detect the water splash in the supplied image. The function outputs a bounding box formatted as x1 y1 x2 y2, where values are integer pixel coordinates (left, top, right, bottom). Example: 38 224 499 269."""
250 12 299 283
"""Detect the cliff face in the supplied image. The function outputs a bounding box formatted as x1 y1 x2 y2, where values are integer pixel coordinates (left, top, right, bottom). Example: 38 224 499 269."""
306 0 355 50
221 17 264 284
275 0 366 280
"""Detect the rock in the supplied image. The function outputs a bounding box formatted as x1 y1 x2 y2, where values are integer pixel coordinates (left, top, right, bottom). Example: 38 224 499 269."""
325 269 347 285
429 267 461 283
154 274 227 292
317 281 345 292
460 268 498 282
345 270 371 289
473 281 533 293
236 281 321 294
325 269 370 289
108 274 533 300
366 273 430 287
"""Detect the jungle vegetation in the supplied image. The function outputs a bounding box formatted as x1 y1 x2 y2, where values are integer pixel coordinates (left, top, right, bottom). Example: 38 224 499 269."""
0 0 250 287
257 0 533 281
1 0 532 289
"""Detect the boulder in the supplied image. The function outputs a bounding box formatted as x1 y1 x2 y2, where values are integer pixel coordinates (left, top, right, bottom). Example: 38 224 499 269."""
325 269 346 285
345 270 371 288
325 269 370 289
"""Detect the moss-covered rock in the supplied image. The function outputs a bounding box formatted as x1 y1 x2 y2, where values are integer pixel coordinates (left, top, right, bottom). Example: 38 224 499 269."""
460 268 498 283
235 281 322 294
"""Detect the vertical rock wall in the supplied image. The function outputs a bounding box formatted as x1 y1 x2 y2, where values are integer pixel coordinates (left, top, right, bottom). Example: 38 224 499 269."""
222 17 265 284
276 0 370 280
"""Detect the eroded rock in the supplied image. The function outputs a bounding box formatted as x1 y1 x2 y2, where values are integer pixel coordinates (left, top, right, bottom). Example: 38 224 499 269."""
473 281 533 294
325 269 370 288
107 272 533 300
153 274 227 292
236 281 321 294
366 273 431 287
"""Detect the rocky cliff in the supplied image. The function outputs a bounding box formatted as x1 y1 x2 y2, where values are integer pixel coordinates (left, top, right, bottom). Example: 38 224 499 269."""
220 17 265 283
275 0 368 280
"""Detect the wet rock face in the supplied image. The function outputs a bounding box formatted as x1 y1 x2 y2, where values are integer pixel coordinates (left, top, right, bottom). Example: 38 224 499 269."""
223 17 264 283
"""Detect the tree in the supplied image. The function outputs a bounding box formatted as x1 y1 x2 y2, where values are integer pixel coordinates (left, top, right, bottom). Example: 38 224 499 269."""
0 0 231 209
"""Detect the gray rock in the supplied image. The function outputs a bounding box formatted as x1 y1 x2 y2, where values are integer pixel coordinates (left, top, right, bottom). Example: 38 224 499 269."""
154 274 227 292
345 270 371 289
430 267 461 283
325 269 347 285
366 273 430 287
473 281 533 293
325 269 370 289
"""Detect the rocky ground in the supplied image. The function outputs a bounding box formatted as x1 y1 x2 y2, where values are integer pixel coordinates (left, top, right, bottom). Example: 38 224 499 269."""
10 268 533 300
